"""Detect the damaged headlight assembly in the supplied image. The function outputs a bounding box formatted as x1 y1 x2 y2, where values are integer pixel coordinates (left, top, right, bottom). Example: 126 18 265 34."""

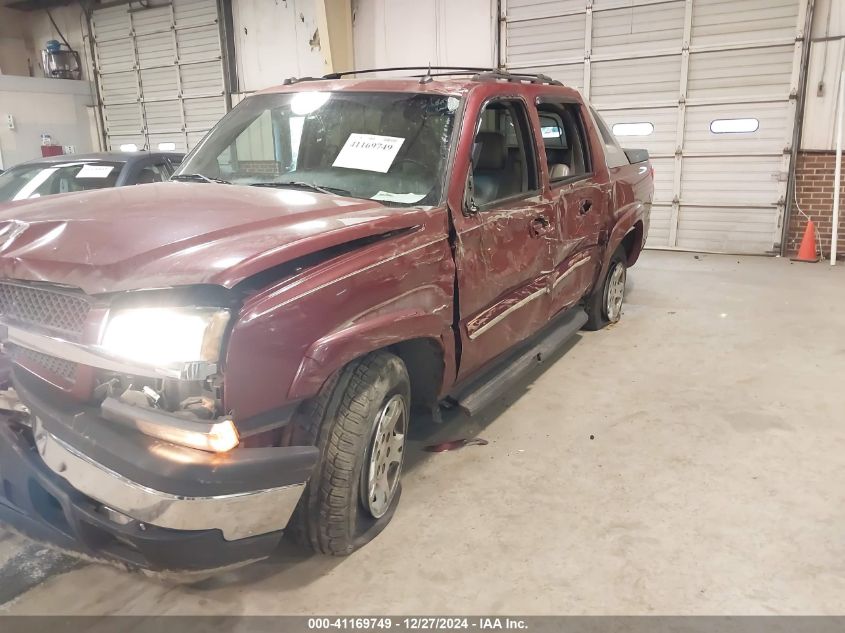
101 307 230 368
99 306 240 453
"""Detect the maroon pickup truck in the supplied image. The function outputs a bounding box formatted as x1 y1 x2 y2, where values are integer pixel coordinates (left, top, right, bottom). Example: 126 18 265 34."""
0 69 652 573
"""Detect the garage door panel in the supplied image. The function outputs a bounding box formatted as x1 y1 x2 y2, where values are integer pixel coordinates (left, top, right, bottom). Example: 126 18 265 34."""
95 39 134 74
105 134 146 152
687 45 794 101
92 6 130 41
683 102 788 154
144 101 183 134
140 67 180 100
148 134 188 153
646 157 675 204
102 104 143 136
173 0 219 26
591 1 684 58
503 0 805 254
184 97 227 132
136 32 175 68
132 6 171 35
591 55 681 105
94 0 226 151
690 0 799 48
645 204 672 247
598 107 677 156
181 62 224 96
100 72 138 105
506 0 585 22
676 205 777 253
177 27 223 63
506 14 586 66
524 63 584 91
681 157 781 205
187 130 210 148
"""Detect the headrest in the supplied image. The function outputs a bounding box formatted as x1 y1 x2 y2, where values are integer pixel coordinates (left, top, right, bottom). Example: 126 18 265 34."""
549 163 570 179
474 131 506 170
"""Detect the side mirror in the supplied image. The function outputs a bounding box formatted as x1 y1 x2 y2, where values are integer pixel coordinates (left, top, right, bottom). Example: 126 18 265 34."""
464 170 479 215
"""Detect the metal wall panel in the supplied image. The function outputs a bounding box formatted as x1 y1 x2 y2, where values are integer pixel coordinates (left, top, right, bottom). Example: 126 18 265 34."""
681 156 783 204
647 156 676 203
507 0 585 21
689 0 800 48
506 14 586 66
647 204 673 246
502 0 808 254
686 45 794 101
532 63 585 91
590 55 681 105
591 1 685 59
93 0 226 152
683 102 790 154
599 108 678 157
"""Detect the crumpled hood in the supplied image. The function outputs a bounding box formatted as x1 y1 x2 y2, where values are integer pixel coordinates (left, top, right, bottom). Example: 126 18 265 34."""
0 182 426 295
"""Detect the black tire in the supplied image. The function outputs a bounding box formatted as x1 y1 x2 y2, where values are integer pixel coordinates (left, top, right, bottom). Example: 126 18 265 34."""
289 351 411 555
584 247 627 331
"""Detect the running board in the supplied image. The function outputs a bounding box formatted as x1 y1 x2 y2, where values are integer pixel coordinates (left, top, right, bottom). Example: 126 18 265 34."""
449 308 588 416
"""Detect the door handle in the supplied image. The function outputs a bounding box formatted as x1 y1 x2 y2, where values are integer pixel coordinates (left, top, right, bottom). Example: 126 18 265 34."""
578 199 593 215
529 216 552 237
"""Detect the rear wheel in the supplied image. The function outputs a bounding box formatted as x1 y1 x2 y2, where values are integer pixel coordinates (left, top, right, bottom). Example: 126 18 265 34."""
290 351 410 555
584 247 627 330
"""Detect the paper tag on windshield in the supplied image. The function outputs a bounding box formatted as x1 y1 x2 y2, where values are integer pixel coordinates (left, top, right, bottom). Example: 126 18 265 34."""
332 134 405 173
371 191 426 204
76 164 114 179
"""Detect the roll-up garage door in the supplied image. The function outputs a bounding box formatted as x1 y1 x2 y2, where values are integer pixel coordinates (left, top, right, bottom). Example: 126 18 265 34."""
92 0 228 153
502 0 810 254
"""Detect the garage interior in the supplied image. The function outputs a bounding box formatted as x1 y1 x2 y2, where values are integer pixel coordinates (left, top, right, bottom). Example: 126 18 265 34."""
0 0 844 617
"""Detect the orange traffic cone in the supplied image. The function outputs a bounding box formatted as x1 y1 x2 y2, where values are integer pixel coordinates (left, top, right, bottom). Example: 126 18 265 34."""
791 220 820 263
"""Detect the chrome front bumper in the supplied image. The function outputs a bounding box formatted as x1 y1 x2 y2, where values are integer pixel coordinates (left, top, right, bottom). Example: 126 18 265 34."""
32 416 305 541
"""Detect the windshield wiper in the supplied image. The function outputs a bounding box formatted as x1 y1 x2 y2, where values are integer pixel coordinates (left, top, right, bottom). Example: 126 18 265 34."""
249 181 350 196
172 173 230 184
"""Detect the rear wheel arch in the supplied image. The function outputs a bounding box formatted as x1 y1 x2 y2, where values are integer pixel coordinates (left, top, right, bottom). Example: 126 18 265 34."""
621 221 644 266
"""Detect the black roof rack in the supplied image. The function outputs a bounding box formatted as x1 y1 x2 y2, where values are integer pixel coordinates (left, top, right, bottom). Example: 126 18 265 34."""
282 66 563 87
471 70 563 86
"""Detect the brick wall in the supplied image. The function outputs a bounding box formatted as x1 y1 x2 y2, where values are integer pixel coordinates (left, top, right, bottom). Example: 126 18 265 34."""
787 151 845 259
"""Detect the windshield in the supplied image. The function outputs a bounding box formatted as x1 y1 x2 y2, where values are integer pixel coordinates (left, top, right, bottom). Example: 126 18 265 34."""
176 91 460 206
0 161 124 202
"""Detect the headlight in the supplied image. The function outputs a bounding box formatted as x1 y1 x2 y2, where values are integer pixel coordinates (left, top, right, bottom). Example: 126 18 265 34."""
101 307 230 367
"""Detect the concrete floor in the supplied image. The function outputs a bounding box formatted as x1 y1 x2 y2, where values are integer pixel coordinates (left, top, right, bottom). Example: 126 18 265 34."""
1 250 845 614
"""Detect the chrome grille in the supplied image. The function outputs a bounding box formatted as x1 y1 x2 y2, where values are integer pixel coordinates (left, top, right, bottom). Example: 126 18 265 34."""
9 346 77 382
0 282 91 339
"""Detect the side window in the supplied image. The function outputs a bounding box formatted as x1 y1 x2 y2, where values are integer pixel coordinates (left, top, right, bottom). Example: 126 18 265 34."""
589 106 629 169
469 100 538 208
537 102 591 182
135 163 169 184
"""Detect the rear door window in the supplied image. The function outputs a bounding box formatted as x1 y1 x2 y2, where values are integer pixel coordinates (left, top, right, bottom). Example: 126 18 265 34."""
536 102 592 181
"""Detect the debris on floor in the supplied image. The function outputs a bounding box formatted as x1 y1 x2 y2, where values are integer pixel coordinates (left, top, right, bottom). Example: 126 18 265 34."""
424 438 489 452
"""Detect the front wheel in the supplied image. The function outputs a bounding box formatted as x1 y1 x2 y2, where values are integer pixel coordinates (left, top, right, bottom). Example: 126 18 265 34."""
290 351 410 555
584 247 627 331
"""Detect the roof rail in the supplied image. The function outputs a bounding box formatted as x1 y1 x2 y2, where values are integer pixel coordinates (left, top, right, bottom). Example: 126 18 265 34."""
283 66 494 85
281 67 564 87
471 70 563 86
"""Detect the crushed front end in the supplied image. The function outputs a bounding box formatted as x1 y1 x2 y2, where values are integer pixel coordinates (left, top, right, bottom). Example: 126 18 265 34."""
0 280 317 572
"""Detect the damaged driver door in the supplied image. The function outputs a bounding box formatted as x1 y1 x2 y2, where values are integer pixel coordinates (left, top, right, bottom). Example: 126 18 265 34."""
451 97 555 380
